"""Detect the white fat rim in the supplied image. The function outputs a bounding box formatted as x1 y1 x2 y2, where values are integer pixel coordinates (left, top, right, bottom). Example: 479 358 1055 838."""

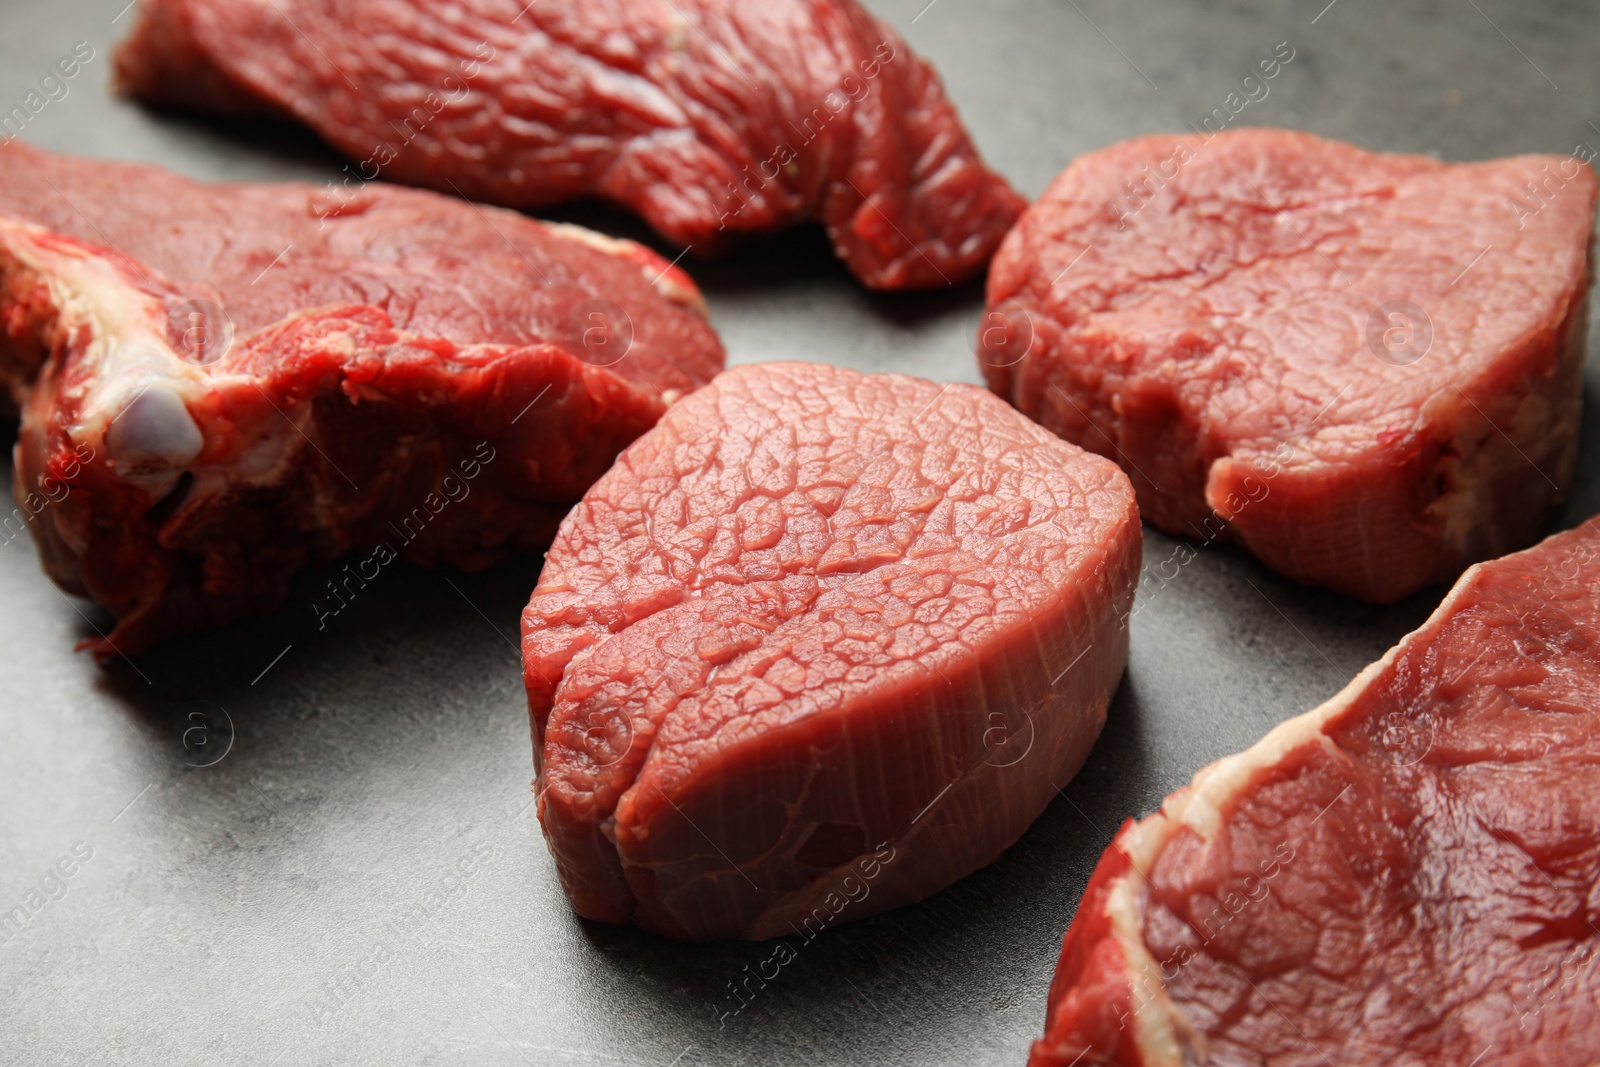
0 221 261 481
1101 558 1493 1064
543 221 708 315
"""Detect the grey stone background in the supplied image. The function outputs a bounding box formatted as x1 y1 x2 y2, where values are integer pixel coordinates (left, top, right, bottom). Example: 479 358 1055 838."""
1 0 1596 1064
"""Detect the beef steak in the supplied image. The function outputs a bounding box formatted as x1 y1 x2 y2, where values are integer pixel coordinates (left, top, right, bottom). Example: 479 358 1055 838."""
982 129 1596 602
0 142 724 655
521 362 1140 941
1031 519 1600 1067
115 0 1026 291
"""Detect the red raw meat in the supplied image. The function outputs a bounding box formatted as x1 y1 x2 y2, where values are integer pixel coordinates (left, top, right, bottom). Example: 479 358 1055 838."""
113 0 1026 291
982 129 1596 603
0 141 724 655
521 362 1140 941
1031 519 1600 1067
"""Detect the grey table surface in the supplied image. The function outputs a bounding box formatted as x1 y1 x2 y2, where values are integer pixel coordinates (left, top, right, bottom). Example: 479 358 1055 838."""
2 1 1598 1064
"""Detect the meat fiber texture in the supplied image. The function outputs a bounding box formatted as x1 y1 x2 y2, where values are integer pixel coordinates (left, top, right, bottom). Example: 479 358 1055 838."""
521 362 1141 941
114 0 1026 292
982 129 1596 603
0 141 724 656
1030 519 1600 1067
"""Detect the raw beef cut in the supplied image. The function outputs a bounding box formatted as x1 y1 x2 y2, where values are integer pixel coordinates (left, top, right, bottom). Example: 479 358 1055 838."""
982 129 1596 603
114 0 1026 292
0 141 724 656
1030 519 1600 1067
521 362 1140 941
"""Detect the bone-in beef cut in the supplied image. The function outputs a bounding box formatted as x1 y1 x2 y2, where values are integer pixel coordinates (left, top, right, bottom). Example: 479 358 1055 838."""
0 141 724 656
982 129 1596 603
521 362 1140 941
113 0 1026 292
1031 519 1600 1067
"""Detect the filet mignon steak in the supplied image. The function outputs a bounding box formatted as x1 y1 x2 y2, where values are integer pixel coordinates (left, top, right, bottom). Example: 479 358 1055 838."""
114 0 1027 291
982 129 1596 602
0 141 724 655
521 362 1140 941
1031 519 1600 1067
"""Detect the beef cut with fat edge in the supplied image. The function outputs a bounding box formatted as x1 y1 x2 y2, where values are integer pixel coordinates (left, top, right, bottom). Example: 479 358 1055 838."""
0 141 723 655
522 362 1140 941
982 129 1596 603
1031 519 1600 1067
114 0 1026 291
